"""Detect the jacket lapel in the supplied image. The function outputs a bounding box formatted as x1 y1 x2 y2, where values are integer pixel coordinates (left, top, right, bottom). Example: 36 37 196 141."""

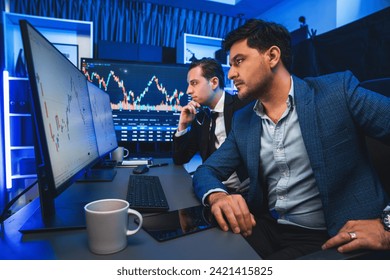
293 76 327 196
247 111 263 213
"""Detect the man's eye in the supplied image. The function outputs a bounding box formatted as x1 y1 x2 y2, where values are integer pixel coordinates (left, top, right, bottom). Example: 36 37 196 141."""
236 58 243 65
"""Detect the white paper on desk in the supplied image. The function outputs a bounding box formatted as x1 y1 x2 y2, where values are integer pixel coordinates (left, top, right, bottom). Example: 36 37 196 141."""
121 158 153 166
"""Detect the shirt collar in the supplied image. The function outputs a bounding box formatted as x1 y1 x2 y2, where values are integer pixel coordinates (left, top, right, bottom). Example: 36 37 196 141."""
253 76 295 117
212 92 225 114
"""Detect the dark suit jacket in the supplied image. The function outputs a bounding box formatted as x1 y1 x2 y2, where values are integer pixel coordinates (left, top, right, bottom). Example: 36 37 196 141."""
193 71 390 236
172 92 251 180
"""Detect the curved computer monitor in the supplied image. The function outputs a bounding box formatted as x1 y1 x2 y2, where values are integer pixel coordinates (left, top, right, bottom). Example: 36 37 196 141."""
76 81 119 182
19 20 101 232
87 81 118 157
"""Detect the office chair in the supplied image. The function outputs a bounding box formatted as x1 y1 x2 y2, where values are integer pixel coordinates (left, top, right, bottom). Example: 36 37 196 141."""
301 78 390 260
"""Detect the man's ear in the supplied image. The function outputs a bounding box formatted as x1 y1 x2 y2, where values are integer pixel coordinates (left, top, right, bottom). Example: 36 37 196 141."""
209 77 219 90
267 46 281 68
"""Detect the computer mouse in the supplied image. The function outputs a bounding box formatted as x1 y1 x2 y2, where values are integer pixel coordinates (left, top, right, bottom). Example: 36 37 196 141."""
132 164 149 174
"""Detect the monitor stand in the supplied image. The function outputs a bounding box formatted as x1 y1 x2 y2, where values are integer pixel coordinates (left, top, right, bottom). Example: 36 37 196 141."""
76 168 117 182
19 202 86 233
91 159 117 169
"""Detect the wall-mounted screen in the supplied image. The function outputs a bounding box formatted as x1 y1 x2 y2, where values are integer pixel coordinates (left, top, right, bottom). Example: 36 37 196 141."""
81 58 191 150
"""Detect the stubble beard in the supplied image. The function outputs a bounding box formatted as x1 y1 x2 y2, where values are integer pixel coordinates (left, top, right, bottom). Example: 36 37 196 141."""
236 85 251 100
237 84 261 101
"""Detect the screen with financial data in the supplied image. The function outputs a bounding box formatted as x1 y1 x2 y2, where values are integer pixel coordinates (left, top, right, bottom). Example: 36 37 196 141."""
81 58 191 144
20 20 103 230
24 27 99 190
87 82 118 157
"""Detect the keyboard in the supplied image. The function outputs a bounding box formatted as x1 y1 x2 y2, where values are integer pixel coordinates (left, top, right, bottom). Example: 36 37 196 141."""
126 175 169 212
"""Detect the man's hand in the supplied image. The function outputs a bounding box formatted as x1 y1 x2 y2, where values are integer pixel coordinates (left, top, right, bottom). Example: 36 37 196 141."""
178 101 201 131
208 192 256 237
322 219 390 253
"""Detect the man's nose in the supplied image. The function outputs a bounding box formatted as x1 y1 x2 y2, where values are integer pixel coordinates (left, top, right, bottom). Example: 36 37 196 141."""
186 85 193 95
228 67 237 80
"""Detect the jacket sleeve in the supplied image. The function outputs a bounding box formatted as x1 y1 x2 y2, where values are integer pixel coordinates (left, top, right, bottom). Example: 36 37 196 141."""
192 112 246 201
172 125 200 165
344 72 390 144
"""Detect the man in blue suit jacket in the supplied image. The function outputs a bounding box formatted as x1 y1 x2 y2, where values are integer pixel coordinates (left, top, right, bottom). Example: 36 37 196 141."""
193 19 390 259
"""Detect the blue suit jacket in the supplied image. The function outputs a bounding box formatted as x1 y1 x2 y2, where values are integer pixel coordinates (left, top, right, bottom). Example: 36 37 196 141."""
193 71 390 236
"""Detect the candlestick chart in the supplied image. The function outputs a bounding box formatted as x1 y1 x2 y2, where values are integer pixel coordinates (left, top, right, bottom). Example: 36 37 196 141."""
82 65 190 112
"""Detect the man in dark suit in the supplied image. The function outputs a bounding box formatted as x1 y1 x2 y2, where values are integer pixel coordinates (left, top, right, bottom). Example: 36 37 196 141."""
173 58 251 194
193 19 390 259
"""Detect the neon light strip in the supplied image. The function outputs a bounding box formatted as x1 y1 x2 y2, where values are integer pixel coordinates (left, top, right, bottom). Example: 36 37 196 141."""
3 70 12 189
205 0 241 5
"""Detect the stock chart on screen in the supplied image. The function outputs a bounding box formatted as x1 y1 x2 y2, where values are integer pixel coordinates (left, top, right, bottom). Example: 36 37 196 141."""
81 58 190 143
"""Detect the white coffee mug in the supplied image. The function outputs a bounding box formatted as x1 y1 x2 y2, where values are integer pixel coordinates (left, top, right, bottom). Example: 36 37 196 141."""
111 146 129 163
84 198 143 254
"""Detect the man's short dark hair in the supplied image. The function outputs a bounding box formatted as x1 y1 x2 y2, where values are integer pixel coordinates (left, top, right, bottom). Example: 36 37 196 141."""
223 19 292 71
188 57 225 89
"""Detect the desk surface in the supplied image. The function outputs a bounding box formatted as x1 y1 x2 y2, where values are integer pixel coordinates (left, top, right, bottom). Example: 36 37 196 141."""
0 159 260 260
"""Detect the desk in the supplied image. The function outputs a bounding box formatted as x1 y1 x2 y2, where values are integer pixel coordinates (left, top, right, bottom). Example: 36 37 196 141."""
0 159 261 260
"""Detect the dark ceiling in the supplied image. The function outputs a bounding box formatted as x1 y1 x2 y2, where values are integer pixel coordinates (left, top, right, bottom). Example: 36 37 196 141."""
136 0 286 19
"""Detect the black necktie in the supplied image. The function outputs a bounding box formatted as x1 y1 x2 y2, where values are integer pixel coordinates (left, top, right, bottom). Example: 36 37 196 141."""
208 111 218 156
